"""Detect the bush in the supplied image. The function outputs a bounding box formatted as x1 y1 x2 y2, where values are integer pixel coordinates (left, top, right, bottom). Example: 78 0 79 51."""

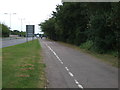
80 40 93 50
1 23 10 37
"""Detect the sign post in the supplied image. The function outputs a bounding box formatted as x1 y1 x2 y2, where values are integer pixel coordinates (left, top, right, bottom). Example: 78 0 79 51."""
26 25 35 42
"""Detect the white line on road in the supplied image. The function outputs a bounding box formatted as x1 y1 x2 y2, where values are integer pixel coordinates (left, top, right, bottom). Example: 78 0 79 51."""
74 79 83 89
69 72 74 77
75 79 79 84
78 84 83 89
60 61 63 64
46 43 83 89
65 67 69 71
46 44 63 64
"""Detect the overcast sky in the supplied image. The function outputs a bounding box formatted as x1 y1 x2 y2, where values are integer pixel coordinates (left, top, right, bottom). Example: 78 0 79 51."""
0 0 62 34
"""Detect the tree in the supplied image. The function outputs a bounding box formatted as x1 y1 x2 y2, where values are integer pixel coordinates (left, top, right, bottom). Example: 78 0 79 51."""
86 2 120 53
39 2 120 54
39 18 57 40
1 23 10 37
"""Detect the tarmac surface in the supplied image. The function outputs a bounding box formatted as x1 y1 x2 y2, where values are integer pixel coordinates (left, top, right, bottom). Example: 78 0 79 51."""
39 38 118 88
2 37 35 48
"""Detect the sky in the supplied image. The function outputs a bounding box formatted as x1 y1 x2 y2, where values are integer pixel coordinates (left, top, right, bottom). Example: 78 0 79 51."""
0 0 62 34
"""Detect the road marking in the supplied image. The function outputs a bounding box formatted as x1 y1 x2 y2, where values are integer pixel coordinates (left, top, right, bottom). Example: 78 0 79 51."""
78 84 83 89
46 44 83 89
69 72 74 77
74 79 83 89
65 66 83 89
65 67 69 71
74 79 79 84
60 61 63 64
46 44 63 64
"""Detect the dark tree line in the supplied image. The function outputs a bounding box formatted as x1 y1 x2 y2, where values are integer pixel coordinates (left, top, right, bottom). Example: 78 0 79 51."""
1 23 26 37
39 2 120 54
11 30 26 37
0 23 10 37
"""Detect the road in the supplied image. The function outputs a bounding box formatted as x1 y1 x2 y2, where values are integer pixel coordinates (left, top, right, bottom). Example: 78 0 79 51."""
1 37 35 48
39 38 118 88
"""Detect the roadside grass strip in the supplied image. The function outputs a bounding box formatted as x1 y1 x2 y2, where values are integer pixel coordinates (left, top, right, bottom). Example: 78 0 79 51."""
2 39 46 88
0 48 2 89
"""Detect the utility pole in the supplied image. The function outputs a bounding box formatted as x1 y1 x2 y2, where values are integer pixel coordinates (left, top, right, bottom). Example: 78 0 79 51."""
4 13 16 30
4 13 16 36
19 18 25 37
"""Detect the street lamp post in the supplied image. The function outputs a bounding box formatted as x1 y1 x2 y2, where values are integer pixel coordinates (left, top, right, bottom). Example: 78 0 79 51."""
4 13 16 36
19 18 25 37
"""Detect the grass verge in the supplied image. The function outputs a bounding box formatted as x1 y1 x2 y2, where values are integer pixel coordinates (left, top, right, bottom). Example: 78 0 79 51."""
0 48 2 89
2 39 46 88
57 41 119 68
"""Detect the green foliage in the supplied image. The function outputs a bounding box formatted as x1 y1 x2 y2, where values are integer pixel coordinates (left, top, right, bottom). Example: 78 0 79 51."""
39 2 120 54
1 23 26 37
40 18 57 40
11 30 26 37
3 40 46 88
86 2 120 53
80 40 93 50
11 30 20 35
1 23 10 37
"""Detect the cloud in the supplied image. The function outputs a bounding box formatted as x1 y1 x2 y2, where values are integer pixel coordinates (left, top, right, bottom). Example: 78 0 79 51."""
0 0 62 33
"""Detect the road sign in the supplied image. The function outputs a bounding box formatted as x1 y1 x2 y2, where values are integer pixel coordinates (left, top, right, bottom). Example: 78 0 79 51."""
26 25 35 37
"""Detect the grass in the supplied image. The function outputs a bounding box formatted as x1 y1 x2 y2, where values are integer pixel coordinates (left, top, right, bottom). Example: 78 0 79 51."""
0 48 2 89
57 41 119 68
2 39 46 88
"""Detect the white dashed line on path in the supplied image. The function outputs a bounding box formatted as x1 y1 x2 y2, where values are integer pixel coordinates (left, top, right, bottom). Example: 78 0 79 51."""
69 72 74 77
47 44 63 63
60 61 64 64
74 79 83 89
65 67 69 71
46 43 84 89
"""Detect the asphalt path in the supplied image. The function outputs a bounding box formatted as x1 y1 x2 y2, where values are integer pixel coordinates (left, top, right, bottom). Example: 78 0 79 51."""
1 37 36 48
39 38 118 88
